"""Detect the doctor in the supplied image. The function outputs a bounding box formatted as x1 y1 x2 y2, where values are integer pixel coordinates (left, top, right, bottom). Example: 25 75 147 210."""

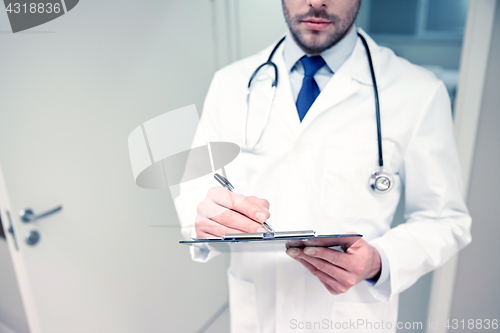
176 0 472 332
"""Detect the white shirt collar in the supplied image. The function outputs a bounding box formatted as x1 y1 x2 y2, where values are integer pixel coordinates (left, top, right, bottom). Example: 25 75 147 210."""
283 25 359 74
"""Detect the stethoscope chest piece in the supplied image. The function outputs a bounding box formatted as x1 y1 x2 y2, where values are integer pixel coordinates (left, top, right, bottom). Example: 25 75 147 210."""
369 168 394 193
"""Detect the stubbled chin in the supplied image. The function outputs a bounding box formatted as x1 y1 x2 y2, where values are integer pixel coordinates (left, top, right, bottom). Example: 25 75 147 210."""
299 37 332 53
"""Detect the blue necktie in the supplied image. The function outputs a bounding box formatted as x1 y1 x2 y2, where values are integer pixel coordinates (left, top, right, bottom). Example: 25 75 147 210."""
296 56 326 122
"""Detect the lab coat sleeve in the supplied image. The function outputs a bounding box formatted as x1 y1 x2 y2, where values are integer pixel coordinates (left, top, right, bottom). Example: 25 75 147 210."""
368 81 472 302
365 243 391 299
173 71 224 263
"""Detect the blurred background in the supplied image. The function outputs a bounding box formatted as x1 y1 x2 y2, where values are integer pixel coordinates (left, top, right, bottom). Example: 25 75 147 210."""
356 0 468 110
0 0 498 332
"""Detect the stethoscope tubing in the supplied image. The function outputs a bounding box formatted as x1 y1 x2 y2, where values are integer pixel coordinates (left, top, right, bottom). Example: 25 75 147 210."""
244 32 392 193
357 33 384 168
245 33 384 165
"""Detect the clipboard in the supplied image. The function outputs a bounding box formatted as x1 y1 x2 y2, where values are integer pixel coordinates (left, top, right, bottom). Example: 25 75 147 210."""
179 231 362 252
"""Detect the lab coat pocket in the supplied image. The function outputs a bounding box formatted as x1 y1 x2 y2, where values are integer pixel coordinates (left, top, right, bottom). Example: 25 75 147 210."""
330 300 398 333
227 269 260 333
319 138 395 219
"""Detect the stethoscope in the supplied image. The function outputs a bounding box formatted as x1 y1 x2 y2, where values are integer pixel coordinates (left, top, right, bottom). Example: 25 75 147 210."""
243 32 394 194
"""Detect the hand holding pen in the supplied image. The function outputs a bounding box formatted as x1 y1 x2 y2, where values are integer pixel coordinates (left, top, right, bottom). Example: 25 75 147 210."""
193 173 274 238
214 174 274 232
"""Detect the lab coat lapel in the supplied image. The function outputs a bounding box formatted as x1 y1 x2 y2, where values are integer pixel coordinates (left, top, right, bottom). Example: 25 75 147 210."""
273 47 301 136
299 57 359 131
298 29 379 133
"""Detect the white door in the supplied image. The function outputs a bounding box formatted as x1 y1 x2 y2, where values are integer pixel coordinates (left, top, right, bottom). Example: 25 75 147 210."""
0 1 229 332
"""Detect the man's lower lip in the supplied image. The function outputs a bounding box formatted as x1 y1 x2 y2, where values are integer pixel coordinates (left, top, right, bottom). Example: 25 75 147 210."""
303 21 331 31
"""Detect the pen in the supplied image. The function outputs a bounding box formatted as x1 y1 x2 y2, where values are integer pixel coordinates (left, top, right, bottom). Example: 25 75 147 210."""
214 173 275 232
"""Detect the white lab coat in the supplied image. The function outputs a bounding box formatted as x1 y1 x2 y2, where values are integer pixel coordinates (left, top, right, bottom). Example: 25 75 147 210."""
174 29 471 333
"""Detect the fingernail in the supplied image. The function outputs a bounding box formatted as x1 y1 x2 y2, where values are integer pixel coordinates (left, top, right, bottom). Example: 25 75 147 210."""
304 247 316 255
286 248 300 257
257 226 267 232
255 212 266 221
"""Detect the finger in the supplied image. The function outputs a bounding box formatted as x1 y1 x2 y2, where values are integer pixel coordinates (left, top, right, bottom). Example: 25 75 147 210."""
207 187 270 223
285 240 305 249
302 246 351 270
288 248 358 292
196 207 266 234
295 257 318 274
195 217 250 238
287 248 351 281
196 199 224 221
196 230 221 239
245 196 271 221
196 218 243 238
206 186 245 209
210 210 267 233
300 251 359 290
319 278 340 295
246 196 270 211
315 270 351 294
294 258 345 294
345 238 368 255
345 232 363 250
233 196 270 222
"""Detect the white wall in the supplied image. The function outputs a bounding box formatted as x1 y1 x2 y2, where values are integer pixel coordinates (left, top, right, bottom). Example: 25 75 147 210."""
0 1 230 332
450 1 500 327
355 0 465 70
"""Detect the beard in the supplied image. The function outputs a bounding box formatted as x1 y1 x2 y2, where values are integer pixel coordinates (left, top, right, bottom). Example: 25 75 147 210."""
282 1 361 54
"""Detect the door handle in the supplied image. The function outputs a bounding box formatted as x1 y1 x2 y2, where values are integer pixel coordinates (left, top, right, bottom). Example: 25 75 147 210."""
20 206 62 223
